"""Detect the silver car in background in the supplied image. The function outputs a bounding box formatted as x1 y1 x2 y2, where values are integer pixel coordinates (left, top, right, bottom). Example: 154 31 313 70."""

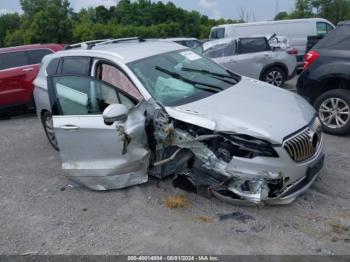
163 37 204 53
34 38 324 206
203 36 297 87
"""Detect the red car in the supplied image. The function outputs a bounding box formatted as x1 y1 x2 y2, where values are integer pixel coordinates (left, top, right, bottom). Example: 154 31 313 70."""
0 44 64 111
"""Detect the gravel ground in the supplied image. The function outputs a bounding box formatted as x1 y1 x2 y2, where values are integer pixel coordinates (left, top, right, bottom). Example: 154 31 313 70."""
1 78 350 255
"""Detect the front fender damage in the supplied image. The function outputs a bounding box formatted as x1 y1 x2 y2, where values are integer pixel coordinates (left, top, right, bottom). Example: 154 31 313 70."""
144 100 289 207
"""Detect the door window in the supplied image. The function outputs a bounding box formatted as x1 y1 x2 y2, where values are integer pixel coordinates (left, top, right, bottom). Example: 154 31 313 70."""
237 38 270 54
204 41 236 58
317 22 334 35
0 51 29 70
27 49 53 64
52 76 134 115
210 28 225 39
61 57 91 75
96 63 143 101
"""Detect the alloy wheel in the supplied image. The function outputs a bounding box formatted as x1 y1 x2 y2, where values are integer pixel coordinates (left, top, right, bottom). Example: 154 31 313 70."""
45 115 58 149
319 98 350 129
265 70 283 87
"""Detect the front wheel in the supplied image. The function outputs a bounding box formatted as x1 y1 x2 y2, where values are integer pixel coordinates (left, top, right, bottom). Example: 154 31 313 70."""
262 67 286 87
314 89 350 136
42 111 59 151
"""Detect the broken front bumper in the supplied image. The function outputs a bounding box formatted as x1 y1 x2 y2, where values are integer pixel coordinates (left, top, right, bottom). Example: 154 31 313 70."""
210 142 325 207
265 153 324 205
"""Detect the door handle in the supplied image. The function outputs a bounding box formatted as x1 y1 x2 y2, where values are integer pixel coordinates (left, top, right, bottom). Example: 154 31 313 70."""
60 125 80 131
22 67 34 72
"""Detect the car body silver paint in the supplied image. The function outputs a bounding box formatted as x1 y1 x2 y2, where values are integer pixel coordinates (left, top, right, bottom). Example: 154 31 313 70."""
33 41 323 205
204 37 297 81
52 102 150 191
165 77 315 144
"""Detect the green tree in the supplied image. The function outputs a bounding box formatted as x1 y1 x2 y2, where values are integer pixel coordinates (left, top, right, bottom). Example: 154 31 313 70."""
0 13 21 46
2 0 240 46
6 0 73 46
280 0 350 24
274 11 290 20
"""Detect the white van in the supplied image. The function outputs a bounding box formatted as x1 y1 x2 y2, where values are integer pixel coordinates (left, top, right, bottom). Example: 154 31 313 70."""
210 18 335 64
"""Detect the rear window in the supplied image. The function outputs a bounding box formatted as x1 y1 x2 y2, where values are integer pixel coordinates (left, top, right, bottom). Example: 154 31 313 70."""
27 49 53 64
204 41 236 58
314 25 350 50
211 28 225 39
237 38 270 54
0 51 30 70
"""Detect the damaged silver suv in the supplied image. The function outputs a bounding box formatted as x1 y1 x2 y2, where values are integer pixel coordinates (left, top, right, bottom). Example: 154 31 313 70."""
34 38 324 206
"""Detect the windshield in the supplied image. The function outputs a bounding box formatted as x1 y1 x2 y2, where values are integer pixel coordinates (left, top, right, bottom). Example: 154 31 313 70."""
128 50 240 106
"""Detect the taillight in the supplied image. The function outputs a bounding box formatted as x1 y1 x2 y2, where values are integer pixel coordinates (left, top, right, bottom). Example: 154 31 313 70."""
303 50 319 70
287 48 298 55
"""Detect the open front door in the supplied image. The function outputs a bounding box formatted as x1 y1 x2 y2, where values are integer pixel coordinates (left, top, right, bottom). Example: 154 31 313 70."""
48 74 150 191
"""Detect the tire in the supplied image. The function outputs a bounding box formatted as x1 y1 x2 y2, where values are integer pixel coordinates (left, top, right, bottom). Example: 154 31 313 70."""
314 89 350 136
42 111 59 151
262 67 286 87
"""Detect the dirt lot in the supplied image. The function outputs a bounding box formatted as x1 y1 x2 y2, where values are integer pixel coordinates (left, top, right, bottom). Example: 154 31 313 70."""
1 79 350 255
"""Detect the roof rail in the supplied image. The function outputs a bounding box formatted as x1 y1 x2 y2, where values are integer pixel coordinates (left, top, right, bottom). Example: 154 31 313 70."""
64 39 112 50
88 37 146 49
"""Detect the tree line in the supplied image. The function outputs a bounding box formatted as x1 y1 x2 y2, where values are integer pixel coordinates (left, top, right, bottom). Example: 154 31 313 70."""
0 0 349 48
275 0 350 24
0 0 239 47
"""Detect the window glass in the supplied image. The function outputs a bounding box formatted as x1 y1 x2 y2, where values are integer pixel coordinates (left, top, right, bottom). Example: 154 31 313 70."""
0 51 29 70
210 28 225 39
317 22 328 35
53 76 133 115
184 40 203 53
326 23 334 33
97 63 143 101
128 50 239 107
204 41 235 58
27 49 53 64
46 58 60 75
61 57 91 75
315 25 350 50
237 38 269 54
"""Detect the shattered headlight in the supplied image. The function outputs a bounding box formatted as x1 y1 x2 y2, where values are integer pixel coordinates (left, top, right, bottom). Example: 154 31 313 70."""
213 134 279 162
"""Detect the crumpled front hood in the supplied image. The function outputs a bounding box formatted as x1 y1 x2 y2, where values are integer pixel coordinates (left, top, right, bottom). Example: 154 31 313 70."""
165 77 315 144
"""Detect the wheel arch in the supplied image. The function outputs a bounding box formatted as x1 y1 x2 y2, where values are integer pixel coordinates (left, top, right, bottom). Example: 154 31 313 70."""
259 62 288 81
314 75 350 103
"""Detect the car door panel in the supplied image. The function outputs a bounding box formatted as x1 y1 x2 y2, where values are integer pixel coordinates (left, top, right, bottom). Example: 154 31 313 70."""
234 37 274 79
213 55 238 72
49 72 150 191
0 51 34 107
53 112 149 191
0 65 36 106
234 53 264 78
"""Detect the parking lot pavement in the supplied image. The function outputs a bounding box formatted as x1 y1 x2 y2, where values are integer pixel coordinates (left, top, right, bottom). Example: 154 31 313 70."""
1 96 350 255
284 76 298 91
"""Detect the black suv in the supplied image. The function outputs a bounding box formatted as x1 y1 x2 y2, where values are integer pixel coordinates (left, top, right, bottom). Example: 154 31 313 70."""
297 21 350 135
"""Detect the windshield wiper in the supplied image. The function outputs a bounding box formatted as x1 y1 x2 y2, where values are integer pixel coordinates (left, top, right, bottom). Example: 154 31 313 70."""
181 67 238 85
155 66 223 93
181 67 238 80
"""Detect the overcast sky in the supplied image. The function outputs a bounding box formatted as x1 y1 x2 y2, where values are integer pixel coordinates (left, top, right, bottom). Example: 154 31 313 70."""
0 0 296 21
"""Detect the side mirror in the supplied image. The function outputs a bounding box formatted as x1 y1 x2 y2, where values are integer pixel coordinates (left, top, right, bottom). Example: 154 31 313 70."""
103 104 128 124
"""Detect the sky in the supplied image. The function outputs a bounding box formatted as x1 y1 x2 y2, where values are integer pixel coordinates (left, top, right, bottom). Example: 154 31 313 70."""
0 0 296 22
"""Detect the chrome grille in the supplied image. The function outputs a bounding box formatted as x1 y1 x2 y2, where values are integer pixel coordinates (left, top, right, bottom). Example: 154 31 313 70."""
283 118 322 162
